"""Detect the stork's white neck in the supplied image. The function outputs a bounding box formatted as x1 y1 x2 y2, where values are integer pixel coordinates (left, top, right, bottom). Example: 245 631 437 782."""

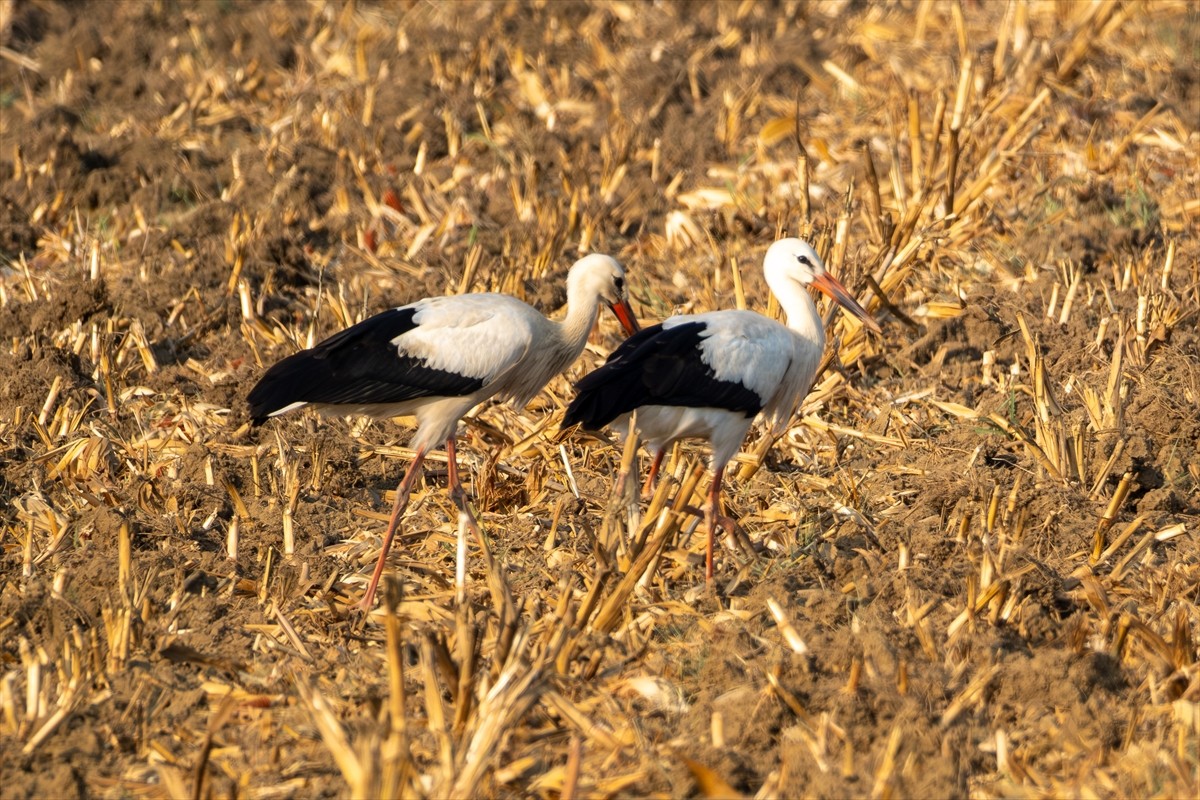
554 285 603 367
767 272 826 347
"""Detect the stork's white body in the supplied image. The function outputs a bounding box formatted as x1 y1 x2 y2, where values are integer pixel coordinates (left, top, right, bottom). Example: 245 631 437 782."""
564 238 879 579
610 308 825 469
290 292 614 451
249 254 639 609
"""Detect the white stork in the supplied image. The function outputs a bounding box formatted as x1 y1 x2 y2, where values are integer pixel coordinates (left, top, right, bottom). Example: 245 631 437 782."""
249 254 639 609
563 238 879 580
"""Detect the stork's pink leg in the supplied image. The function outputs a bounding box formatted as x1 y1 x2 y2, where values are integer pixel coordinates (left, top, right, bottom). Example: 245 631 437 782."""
445 436 463 503
641 448 665 500
705 465 724 581
360 446 427 610
702 465 750 581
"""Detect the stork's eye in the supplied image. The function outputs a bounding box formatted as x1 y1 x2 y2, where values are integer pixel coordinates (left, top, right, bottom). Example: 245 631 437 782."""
796 255 811 266
615 276 625 291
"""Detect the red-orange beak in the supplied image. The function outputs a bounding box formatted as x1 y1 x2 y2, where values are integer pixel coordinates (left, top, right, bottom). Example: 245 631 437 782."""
812 273 881 334
608 298 641 336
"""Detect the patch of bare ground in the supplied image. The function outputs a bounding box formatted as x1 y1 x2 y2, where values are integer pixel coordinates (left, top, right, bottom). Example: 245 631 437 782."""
2 1 1198 798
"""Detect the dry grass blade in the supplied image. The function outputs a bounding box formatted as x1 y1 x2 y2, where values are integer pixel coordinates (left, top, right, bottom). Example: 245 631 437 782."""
681 755 744 800
440 618 569 798
294 678 370 796
590 513 677 635
190 693 238 800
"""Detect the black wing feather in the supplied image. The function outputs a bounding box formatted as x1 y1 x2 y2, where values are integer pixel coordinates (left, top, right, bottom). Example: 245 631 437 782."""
248 307 485 424
562 321 763 431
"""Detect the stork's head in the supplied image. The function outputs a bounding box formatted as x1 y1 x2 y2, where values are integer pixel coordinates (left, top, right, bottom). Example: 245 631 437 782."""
764 238 881 333
567 253 640 335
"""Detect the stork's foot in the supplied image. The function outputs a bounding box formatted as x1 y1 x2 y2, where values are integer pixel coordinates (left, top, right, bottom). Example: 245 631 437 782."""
682 504 751 552
358 587 380 613
448 481 470 508
712 513 756 558
702 511 760 582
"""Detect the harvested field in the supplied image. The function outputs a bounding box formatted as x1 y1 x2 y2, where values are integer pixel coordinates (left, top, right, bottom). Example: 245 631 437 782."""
1 1 1198 797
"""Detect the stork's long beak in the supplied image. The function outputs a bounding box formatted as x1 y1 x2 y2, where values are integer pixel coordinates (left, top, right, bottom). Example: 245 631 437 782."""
812 273 882 334
608 298 641 336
